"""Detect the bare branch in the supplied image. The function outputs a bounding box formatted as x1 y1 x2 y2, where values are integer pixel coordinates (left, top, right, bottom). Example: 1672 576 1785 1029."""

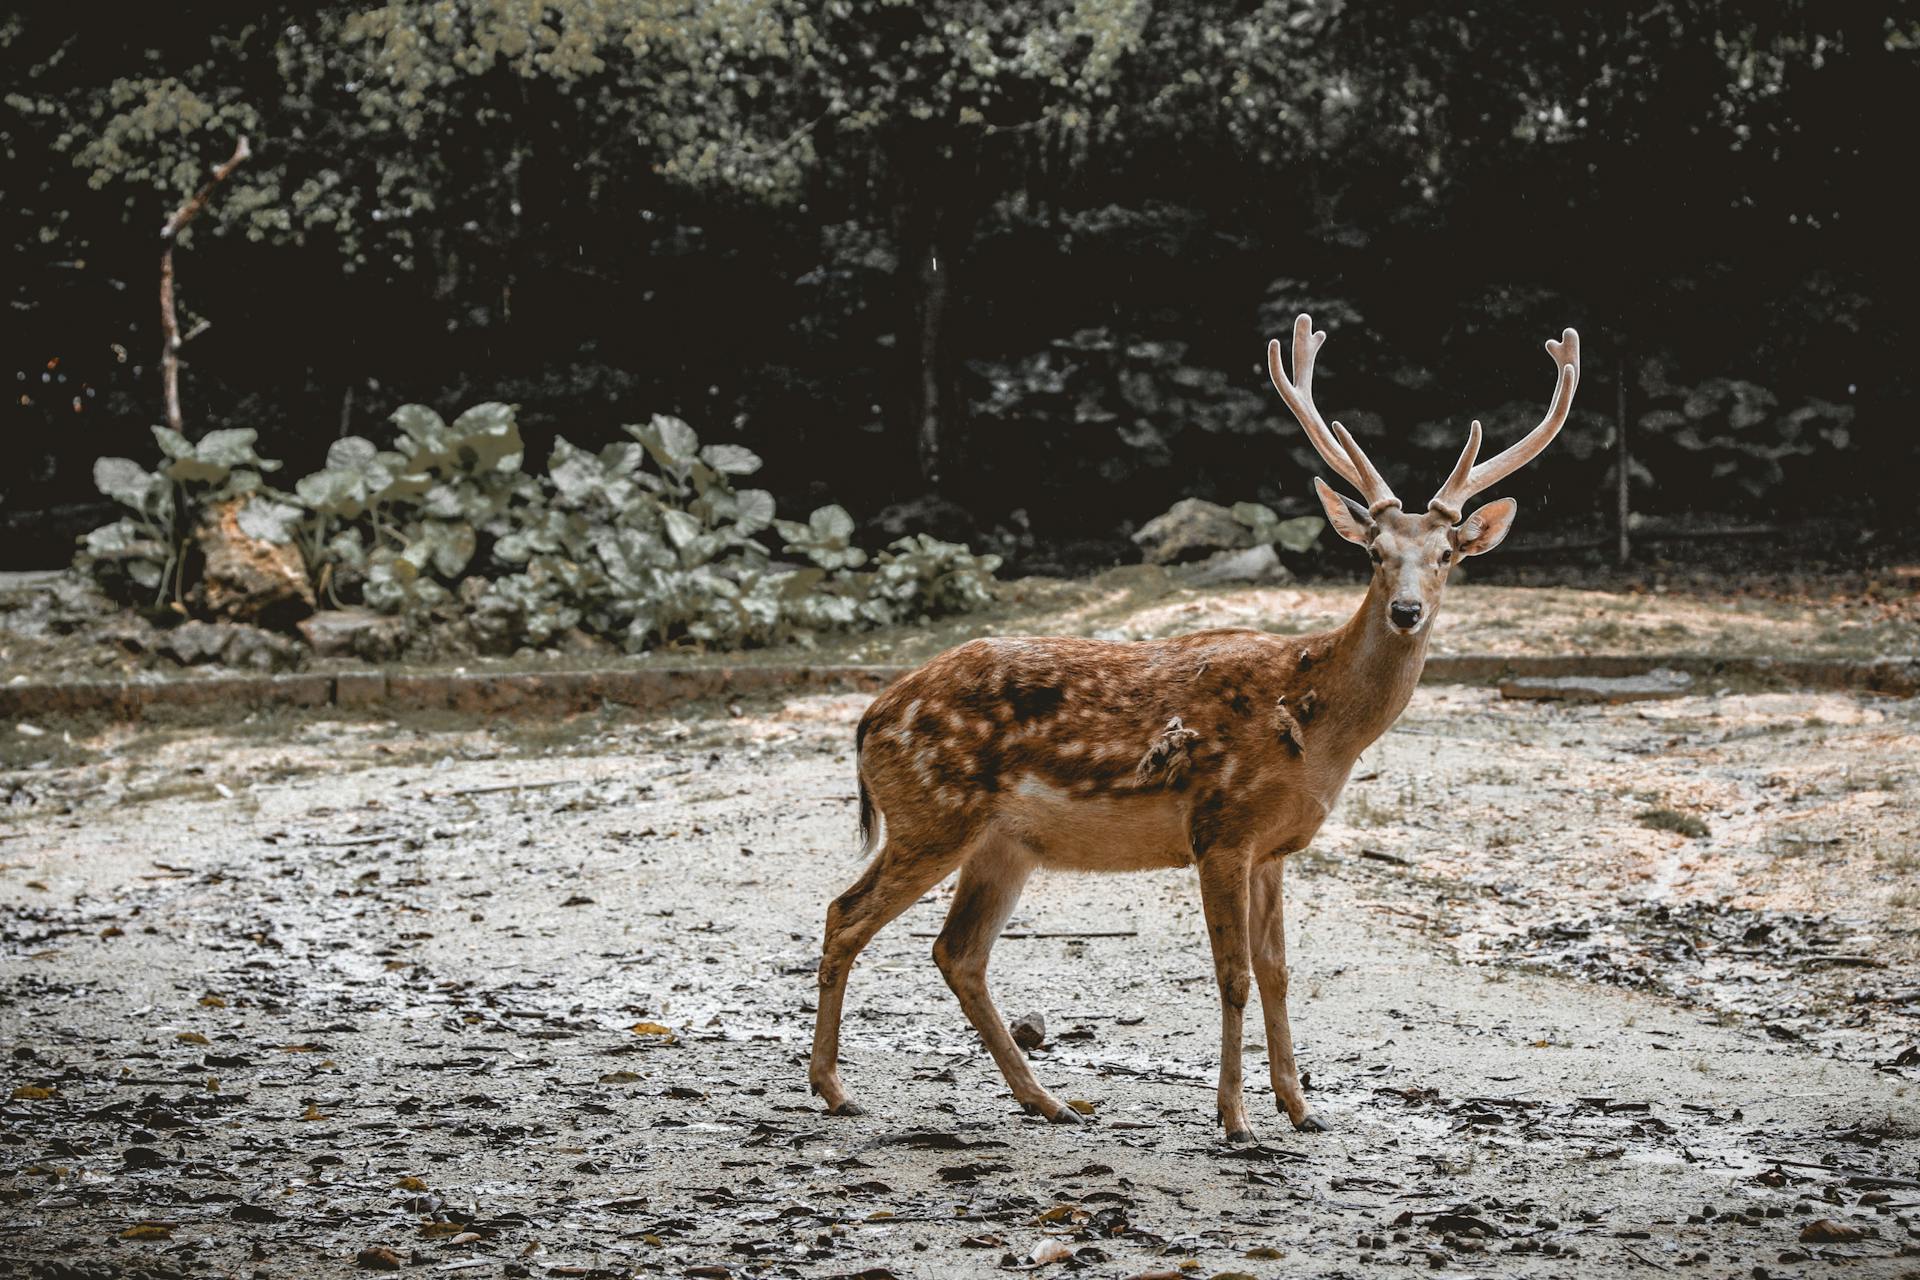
159 136 251 434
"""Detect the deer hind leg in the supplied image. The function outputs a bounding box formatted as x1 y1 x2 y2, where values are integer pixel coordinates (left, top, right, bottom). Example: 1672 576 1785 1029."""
932 835 1079 1124
1196 845 1257 1142
1250 855 1324 1132
810 829 971 1116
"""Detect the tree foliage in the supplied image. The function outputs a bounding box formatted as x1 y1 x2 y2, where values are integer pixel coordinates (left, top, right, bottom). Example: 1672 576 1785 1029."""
6 3 1915 569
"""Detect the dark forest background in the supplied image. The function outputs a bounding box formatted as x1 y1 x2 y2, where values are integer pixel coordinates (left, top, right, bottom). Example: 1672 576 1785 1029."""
5 2 1914 572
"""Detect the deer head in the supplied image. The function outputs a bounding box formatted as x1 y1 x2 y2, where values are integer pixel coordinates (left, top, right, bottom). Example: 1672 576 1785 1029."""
1267 314 1580 636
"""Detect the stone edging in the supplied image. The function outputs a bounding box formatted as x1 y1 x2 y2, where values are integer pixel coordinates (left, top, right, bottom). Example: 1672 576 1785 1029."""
0 654 1913 722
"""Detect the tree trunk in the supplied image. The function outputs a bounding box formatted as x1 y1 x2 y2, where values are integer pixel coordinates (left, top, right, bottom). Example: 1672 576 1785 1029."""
899 186 956 490
1616 343 1631 566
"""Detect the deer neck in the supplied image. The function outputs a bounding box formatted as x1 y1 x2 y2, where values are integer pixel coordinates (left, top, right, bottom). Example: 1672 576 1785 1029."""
1314 577 1433 756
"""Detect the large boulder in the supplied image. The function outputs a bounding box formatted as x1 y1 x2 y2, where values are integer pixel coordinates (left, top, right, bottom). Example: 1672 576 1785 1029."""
1131 498 1253 565
1175 543 1293 587
196 498 314 626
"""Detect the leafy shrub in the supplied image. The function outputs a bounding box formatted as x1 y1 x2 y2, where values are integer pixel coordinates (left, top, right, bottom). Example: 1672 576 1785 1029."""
84 427 285 606
1634 363 1854 503
79 406 1001 655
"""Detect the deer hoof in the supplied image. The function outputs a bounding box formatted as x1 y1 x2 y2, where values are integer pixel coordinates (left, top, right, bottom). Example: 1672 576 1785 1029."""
1292 1111 1327 1133
1225 1128 1255 1144
1046 1104 1084 1125
827 1100 866 1118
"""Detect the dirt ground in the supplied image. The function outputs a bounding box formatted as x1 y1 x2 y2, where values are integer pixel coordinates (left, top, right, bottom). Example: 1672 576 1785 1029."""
2 684 1918 1279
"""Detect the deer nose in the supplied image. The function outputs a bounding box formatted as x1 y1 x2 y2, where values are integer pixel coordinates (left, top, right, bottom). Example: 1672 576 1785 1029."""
1389 600 1423 630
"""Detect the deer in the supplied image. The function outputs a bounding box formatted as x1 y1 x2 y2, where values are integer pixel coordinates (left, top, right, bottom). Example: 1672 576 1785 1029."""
808 314 1580 1140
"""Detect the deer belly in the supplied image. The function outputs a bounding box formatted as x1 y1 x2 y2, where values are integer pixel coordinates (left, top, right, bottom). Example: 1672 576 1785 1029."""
993 778 1193 872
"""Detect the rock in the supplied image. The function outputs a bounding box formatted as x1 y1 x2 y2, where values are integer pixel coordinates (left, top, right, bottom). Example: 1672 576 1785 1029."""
154 620 300 672
196 498 314 625
1799 1219 1869 1244
556 626 614 657
1176 543 1291 587
1011 1012 1046 1052
1131 498 1252 565
1498 668 1694 704
299 609 411 662
356 1245 403 1271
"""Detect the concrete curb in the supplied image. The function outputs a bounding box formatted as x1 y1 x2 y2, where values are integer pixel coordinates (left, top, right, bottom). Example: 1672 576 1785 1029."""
0 654 1913 722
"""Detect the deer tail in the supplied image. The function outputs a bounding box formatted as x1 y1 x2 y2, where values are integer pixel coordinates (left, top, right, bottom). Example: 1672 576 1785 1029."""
854 706 879 858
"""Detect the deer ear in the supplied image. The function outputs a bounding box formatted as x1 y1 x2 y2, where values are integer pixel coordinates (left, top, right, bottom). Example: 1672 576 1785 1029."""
1314 477 1373 545
1454 497 1518 557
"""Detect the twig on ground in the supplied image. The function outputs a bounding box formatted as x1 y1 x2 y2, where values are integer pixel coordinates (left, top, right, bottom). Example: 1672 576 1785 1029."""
445 780 582 797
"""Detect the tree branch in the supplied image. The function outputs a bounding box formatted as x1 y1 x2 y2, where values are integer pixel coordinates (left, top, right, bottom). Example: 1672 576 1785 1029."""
160 135 252 242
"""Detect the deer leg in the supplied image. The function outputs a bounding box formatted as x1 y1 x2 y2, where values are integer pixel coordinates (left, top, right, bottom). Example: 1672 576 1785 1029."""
932 836 1079 1123
810 833 969 1116
1250 854 1323 1132
1196 846 1256 1142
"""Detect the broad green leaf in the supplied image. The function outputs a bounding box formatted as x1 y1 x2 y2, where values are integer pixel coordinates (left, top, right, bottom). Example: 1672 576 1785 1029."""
810 504 855 541
428 522 477 578
295 469 362 515
700 443 762 476
196 428 270 469
94 458 159 510
236 496 302 544
327 436 379 471
163 456 231 485
391 404 447 444
151 426 194 460
661 508 703 550
732 488 776 534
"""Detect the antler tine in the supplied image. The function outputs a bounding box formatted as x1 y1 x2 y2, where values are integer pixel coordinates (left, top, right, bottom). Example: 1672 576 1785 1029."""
1427 419 1483 521
1267 313 1399 512
1429 328 1580 515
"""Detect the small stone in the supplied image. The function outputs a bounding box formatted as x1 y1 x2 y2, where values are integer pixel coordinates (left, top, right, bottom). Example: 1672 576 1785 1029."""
1799 1218 1868 1244
298 609 411 662
1011 1013 1046 1052
356 1246 403 1271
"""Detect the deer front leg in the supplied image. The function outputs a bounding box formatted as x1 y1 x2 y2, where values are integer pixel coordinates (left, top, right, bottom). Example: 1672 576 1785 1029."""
1250 854 1324 1132
1195 847 1256 1142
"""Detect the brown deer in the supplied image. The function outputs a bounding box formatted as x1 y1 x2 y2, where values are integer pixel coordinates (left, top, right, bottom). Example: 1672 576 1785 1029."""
809 314 1580 1139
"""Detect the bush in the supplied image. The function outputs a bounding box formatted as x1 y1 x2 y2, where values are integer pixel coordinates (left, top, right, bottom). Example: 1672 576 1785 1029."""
79 406 1002 654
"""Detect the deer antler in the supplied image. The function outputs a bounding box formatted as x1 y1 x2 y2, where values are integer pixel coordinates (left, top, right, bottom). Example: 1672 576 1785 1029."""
1268 315 1399 514
1428 329 1580 520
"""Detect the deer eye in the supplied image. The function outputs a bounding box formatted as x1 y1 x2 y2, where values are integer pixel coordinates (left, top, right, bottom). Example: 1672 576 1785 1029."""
1439 548 1454 566
1367 546 1383 565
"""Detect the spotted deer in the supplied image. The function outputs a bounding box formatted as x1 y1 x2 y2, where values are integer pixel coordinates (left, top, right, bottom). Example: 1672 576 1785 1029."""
809 314 1580 1139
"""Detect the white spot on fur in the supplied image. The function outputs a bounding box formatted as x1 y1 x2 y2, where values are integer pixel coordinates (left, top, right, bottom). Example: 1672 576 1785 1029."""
1013 775 1055 799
